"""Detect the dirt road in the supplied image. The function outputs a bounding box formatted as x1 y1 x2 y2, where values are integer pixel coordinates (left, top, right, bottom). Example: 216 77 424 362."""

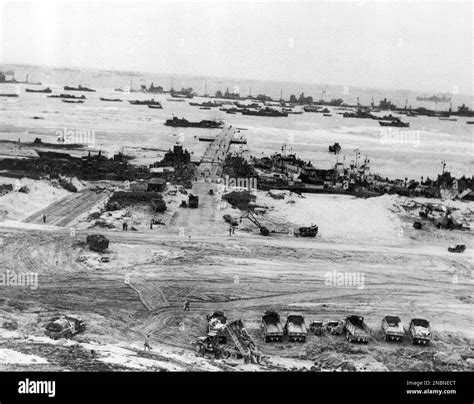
23 188 111 227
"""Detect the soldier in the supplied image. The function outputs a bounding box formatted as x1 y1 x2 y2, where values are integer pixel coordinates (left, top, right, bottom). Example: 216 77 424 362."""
228 226 232 236
144 334 152 352
183 299 190 312
43 214 46 224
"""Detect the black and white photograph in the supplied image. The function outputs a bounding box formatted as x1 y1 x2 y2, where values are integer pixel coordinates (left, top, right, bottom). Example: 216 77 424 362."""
0 0 472 401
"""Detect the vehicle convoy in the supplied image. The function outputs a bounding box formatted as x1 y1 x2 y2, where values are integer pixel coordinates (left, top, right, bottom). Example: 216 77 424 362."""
408 318 431 345
45 316 86 340
194 318 261 363
284 313 307 342
381 316 405 342
261 310 284 342
344 315 370 343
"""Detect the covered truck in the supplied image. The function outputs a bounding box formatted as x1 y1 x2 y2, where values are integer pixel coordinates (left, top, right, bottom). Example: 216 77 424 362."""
381 316 404 342
344 315 370 343
45 316 86 340
261 310 284 342
188 194 199 208
408 318 431 345
284 313 307 342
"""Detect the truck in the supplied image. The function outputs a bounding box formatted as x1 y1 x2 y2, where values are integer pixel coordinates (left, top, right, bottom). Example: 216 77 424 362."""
309 320 323 336
194 319 261 363
381 316 405 342
207 311 227 344
408 318 431 345
326 319 344 335
188 194 199 208
45 316 86 340
344 315 370 343
284 313 307 342
261 310 284 342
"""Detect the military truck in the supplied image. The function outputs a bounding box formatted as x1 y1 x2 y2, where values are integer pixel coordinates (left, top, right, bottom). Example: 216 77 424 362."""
284 313 307 342
188 194 199 208
381 316 404 342
261 310 284 342
45 316 86 340
309 320 323 336
408 318 431 345
326 319 344 335
86 234 109 252
194 319 261 363
344 315 370 343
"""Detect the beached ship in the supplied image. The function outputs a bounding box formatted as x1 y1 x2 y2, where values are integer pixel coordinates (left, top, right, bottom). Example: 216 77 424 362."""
164 117 223 128
241 107 288 117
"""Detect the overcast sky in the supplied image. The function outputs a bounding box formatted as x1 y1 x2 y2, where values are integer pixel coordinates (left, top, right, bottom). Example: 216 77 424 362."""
0 0 472 93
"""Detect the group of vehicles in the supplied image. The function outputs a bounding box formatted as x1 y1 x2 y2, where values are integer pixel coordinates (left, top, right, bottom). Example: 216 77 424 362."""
260 312 432 346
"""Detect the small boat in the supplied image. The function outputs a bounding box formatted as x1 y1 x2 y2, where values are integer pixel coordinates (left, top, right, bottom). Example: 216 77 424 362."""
378 120 409 127
147 104 163 109
200 107 211 110
323 113 332 117
0 93 19 97
99 97 122 102
467 121 474 125
26 87 52 93
48 94 86 99
62 99 85 104
129 99 162 106
439 117 457 121
167 98 185 102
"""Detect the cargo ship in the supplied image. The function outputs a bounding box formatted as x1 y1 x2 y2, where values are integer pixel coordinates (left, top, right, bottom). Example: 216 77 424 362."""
416 94 451 103
164 117 223 128
63 85 96 92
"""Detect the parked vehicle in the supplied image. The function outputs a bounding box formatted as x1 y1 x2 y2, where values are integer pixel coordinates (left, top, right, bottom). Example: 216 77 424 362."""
284 313 307 342
207 311 227 344
344 315 370 343
408 318 431 345
188 194 199 208
326 320 344 335
45 316 85 340
261 310 284 342
448 244 465 253
381 316 404 342
309 320 323 336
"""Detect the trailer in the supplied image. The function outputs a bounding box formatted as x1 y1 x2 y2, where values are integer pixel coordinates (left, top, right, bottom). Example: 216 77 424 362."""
261 310 284 342
284 313 307 342
408 318 431 345
344 315 370 343
381 316 404 342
